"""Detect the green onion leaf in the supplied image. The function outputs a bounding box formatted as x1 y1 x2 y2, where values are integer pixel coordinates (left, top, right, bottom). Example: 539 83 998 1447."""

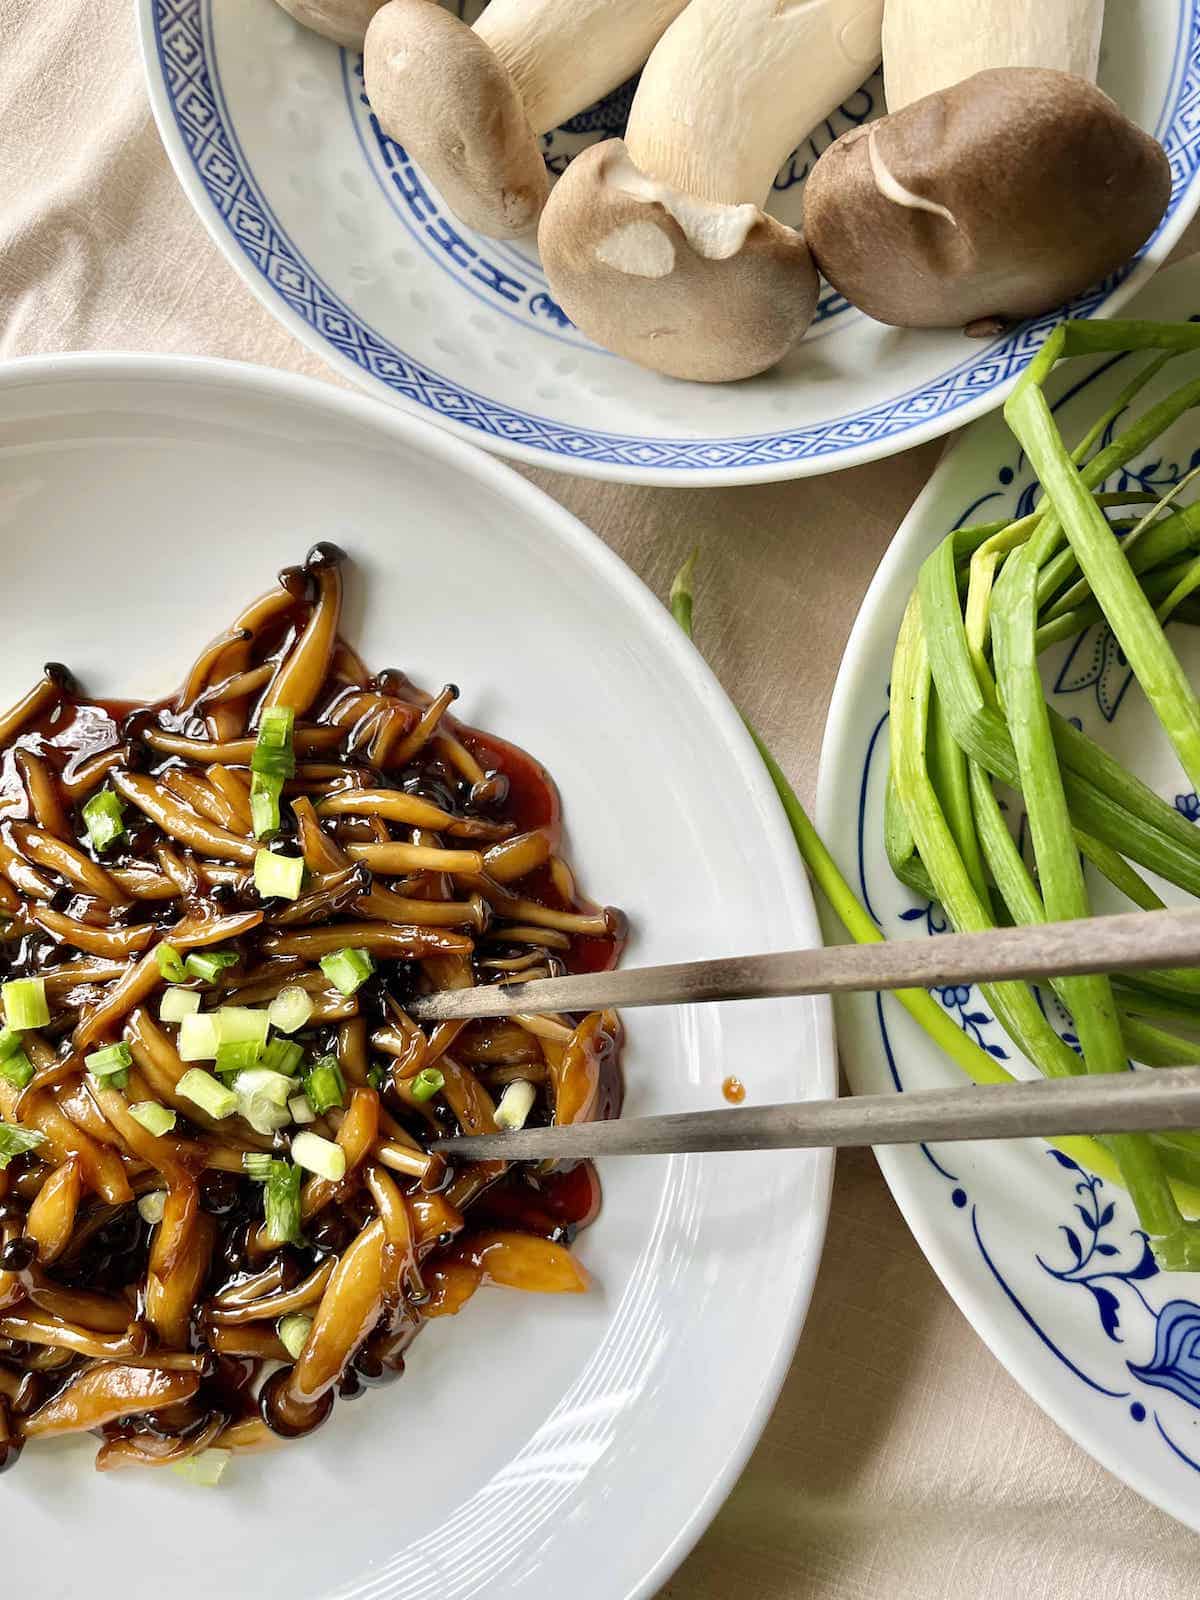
267 985 313 1035
367 1065 386 1092
215 1007 270 1048
303 1054 345 1117
138 1190 167 1224
155 944 187 983
184 949 239 984
291 1130 346 1183
177 1068 238 1120
178 1012 221 1062
0 1028 21 1063
252 707 296 776
215 1039 262 1078
410 1067 444 1103
249 771 283 839
253 849 304 902
242 1152 274 1182
159 987 201 1024
85 1042 133 1086
319 946 375 996
0 1050 33 1091
3 978 49 1031
262 1037 304 1077
263 1160 302 1245
81 787 125 852
130 1101 177 1138
277 1312 313 1361
169 1449 232 1488
0 1123 45 1169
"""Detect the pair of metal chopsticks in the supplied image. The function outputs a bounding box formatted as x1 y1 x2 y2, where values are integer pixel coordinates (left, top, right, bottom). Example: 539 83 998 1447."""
412 904 1200 1160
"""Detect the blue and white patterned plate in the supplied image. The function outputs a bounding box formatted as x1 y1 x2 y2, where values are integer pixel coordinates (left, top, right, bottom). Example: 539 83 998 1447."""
817 256 1200 1530
137 0 1200 485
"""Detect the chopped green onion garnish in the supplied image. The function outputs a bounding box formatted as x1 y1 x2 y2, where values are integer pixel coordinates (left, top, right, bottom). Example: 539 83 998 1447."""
81 787 125 852
277 1312 313 1361
177 1068 238 1120
262 1036 304 1077
215 1039 262 1077
3 978 48 1032
0 1050 33 1091
267 985 313 1036
137 1190 167 1225
85 1042 133 1083
263 1160 302 1245
303 1055 345 1117
0 1123 45 1168
493 1078 536 1131
184 949 238 984
178 1013 221 1062
291 1131 346 1183
130 1101 177 1138
155 944 187 983
169 1449 232 1488
0 1029 23 1063
252 706 295 772
253 849 304 902
410 1067 445 1103
250 771 283 839
319 947 375 996
242 1152 273 1182
159 987 201 1024
288 1093 315 1125
233 1067 294 1136
215 1007 270 1048
367 1065 386 1092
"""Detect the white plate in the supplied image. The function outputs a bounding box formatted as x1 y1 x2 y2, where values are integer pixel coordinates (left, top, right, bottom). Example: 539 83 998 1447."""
817 255 1200 1531
136 0 1200 485
0 355 835 1599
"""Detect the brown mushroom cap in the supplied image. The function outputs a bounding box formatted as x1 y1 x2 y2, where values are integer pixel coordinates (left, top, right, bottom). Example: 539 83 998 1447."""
537 140 820 383
363 0 549 239
803 68 1171 331
272 0 388 49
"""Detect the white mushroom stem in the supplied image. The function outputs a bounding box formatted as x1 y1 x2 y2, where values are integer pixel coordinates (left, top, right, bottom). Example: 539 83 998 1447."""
474 0 691 137
882 0 1104 112
621 0 885 208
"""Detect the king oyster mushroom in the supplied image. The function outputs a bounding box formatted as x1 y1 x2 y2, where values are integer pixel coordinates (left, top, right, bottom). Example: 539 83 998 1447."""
803 2 1170 331
363 0 691 240
272 0 387 48
536 0 885 382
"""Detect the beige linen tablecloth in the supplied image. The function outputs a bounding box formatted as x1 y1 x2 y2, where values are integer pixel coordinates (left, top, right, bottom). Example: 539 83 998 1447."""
5 5 1200 1594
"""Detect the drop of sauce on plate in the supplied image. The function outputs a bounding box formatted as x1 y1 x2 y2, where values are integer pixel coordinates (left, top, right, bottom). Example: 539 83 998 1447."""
722 1076 746 1105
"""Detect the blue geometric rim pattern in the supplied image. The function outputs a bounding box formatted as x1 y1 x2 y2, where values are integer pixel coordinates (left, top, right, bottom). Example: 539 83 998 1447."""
153 0 1200 472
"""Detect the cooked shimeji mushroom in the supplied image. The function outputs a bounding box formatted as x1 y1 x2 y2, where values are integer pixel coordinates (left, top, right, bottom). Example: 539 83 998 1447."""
363 0 690 239
537 0 884 381
804 1 1170 331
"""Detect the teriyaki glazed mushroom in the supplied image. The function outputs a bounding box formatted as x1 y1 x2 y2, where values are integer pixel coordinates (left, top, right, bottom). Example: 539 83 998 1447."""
363 0 690 239
537 0 884 382
803 0 1171 331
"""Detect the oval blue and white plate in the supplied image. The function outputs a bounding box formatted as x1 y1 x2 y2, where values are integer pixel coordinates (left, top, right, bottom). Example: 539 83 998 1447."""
137 0 1200 485
818 255 1200 1530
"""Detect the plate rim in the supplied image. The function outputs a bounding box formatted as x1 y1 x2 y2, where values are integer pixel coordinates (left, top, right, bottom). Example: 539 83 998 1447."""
813 256 1200 1531
0 345 837 1596
135 0 1200 487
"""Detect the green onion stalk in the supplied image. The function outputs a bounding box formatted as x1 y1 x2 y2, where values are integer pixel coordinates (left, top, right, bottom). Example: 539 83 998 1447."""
668 317 1200 1257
